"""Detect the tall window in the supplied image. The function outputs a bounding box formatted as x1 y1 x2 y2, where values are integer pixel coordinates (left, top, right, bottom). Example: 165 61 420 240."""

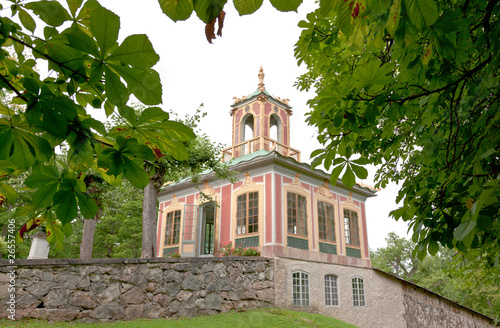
165 210 181 246
344 209 360 246
287 192 307 236
352 277 365 307
318 201 336 242
236 192 259 235
292 271 310 306
324 275 339 306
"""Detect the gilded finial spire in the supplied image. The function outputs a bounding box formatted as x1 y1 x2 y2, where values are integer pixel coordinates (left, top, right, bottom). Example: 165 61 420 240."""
258 66 265 92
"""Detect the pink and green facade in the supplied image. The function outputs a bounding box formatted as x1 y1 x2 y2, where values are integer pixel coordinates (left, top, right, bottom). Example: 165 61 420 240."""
156 71 376 268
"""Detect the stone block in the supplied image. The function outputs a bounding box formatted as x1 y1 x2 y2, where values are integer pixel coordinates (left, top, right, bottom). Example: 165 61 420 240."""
182 274 201 291
43 288 70 308
165 270 182 283
122 286 146 304
152 294 171 307
146 282 156 292
165 282 181 297
174 263 190 272
176 290 193 302
147 268 163 283
91 304 125 320
30 308 80 321
205 293 221 310
97 283 121 303
125 304 144 321
256 289 274 302
70 290 98 309
25 281 54 298
144 302 167 319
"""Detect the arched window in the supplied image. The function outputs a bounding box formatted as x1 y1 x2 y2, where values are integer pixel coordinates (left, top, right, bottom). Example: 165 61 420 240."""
352 277 365 307
269 114 281 142
240 114 255 155
324 275 339 306
241 114 254 141
292 271 310 306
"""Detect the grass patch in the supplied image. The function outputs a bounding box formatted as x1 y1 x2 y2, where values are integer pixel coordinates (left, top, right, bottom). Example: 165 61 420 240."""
0 308 357 327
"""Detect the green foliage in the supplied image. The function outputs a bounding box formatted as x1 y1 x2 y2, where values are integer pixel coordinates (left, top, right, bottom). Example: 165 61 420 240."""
294 0 500 261
158 0 305 22
0 1 196 247
371 233 500 320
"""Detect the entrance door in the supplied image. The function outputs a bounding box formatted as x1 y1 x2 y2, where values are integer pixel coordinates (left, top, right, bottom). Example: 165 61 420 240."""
199 202 216 255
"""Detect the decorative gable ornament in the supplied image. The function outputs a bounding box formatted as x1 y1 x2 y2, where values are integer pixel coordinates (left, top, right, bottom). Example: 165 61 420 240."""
238 172 256 191
196 181 219 205
289 173 306 191
316 180 334 200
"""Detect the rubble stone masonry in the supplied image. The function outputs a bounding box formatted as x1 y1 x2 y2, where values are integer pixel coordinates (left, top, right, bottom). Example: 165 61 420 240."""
0 257 274 322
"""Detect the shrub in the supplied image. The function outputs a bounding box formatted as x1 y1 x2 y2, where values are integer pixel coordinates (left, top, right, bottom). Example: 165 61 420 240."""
220 241 260 257
169 250 181 258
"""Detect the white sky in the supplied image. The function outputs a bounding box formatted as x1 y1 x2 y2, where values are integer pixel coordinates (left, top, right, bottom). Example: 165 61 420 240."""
97 0 411 251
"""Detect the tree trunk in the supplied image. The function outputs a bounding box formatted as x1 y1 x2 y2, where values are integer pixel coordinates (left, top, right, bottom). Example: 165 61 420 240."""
141 180 158 258
80 215 97 259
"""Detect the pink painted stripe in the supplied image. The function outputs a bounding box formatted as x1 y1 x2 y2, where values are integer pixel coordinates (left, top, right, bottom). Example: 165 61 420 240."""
265 173 272 243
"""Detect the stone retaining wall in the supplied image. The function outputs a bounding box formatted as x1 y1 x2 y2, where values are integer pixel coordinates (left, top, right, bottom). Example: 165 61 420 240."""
0 257 274 322
402 282 495 328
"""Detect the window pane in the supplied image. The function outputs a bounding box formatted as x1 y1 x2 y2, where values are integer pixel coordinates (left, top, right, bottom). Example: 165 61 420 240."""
325 275 338 306
352 277 365 307
292 272 309 307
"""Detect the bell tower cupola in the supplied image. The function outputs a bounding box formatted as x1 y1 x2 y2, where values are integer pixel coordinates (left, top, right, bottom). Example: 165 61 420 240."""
222 67 301 162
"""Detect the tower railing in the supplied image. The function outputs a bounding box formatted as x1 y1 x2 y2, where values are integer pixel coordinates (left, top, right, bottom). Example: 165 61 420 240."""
221 136 301 163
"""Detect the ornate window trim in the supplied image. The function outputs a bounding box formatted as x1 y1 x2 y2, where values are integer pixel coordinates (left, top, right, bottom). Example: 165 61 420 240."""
159 194 185 257
196 181 221 255
340 192 365 258
231 172 264 246
314 180 338 251
282 173 312 250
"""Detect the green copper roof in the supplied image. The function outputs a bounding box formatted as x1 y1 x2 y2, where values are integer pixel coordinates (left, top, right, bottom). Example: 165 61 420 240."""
247 88 272 99
226 149 272 166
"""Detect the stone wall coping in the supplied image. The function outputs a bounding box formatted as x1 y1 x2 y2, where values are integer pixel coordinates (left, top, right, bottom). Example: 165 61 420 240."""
0 256 271 268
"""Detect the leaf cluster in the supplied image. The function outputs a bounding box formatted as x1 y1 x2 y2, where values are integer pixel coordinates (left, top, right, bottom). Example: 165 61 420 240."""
0 1 195 247
295 0 499 262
